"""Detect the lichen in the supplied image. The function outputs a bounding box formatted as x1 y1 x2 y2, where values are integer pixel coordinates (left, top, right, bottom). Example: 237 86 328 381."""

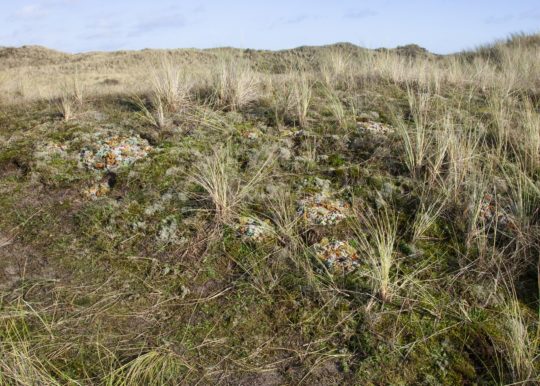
297 193 349 226
79 134 152 172
313 238 359 274
82 181 110 199
236 216 275 243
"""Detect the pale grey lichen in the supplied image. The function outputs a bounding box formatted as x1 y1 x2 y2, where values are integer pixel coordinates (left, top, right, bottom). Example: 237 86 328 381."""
313 238 359 274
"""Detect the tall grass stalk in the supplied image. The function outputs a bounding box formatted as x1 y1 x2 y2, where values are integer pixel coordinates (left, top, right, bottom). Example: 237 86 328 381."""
394 87 434 178
353 205 398 302
56 93 75 122
290 72 312 128
320 48 352 89
132 95 166 130
150 57 192 112
268 75 293 128
491 291 539 383
192 145 274 224
412 188 447 241
214 56 259 110
324 86 348 129
519 100 540 172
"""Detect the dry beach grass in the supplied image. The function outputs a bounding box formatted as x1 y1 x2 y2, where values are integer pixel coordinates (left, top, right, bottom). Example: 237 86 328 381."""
0 33 539 384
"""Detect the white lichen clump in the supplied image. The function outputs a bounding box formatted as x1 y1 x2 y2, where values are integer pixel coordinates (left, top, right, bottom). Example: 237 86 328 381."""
297 193 348 226
80 135 152 171
34 141 69 160
236 216 274 243
314 238 359 274
357 121 394 135
157 216 183 244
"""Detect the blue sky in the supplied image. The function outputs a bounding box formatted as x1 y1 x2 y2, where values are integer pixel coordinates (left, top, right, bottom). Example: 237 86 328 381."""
1 0 539 54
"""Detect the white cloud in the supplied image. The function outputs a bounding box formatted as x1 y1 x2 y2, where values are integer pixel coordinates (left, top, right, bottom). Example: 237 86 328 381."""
344 9 378 19
269 14 314 29
16 4 48 19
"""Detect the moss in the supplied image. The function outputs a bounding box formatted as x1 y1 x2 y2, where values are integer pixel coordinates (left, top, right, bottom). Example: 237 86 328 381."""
328 153 346 167
0 140 34 172
366 174 385 190
37 156 83 187
351 310 482 384
2 44 539 383
398 241 415 256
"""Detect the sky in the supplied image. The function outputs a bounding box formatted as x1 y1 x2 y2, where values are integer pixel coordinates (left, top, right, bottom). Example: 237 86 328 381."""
1 0 539 54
